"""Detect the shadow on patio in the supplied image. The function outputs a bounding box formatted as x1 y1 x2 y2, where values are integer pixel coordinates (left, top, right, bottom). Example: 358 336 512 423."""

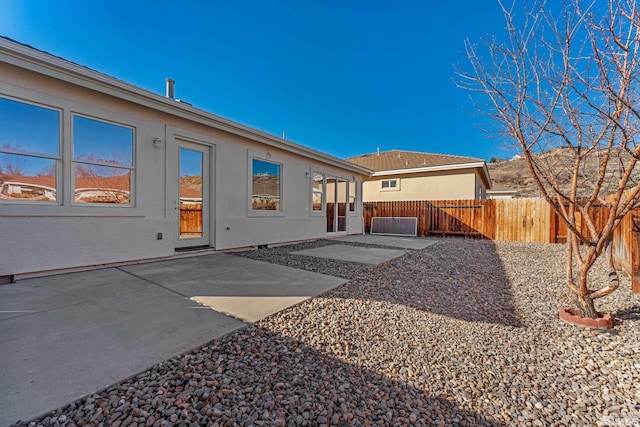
13 325 500 426
353 239 523 327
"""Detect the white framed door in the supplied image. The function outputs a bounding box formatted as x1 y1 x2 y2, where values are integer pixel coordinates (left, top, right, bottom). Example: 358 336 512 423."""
325 176 348 233
176 140 211 248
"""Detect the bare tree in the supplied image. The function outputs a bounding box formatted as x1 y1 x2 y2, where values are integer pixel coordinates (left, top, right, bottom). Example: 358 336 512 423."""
457 0 640 318
0 142 26 175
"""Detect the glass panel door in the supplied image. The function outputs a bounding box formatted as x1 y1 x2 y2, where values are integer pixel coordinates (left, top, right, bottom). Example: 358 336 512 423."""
326 177 336 232
176 141 210 247
325 177 347 233
337 179 347 232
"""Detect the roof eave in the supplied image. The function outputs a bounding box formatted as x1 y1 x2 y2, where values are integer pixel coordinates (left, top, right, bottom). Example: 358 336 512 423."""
0 38 372 177
487 189 518 194
371 162 484 175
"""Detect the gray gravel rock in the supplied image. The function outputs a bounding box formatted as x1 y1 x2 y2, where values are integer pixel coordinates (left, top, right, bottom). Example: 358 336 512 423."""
11 239 640 426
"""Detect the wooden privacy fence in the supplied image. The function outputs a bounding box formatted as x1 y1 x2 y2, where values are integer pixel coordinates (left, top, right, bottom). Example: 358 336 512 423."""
363 198 553 242
179 203 202 237
363 198 640 292
609 210 639 290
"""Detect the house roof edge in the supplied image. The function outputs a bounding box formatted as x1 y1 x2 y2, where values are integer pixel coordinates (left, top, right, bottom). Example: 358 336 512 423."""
0 37 372 177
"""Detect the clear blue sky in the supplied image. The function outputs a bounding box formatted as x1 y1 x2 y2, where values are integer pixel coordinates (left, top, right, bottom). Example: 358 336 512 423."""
0 0 517 161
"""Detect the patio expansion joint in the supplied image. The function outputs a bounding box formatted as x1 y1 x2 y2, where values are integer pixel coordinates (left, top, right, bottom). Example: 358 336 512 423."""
0 284 156 323
115 267 192 300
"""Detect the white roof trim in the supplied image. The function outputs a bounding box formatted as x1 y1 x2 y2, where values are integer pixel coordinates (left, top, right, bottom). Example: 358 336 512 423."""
487 189 518 194
0 38 372 177
372 161 484 176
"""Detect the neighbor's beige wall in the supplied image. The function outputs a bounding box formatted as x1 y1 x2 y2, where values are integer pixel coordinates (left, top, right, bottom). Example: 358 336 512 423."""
362 170 481 201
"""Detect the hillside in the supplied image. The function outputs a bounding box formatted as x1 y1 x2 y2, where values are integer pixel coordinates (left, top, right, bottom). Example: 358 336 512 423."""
488 148 640 198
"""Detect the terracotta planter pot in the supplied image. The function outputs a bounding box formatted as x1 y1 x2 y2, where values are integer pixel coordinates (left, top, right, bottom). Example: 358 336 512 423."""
558 307 613 329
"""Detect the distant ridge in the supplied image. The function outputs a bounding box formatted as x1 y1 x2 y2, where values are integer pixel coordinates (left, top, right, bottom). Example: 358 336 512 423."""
488 147 640 198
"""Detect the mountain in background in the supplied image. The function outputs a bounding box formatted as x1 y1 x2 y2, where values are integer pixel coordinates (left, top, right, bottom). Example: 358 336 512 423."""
487 148 640 198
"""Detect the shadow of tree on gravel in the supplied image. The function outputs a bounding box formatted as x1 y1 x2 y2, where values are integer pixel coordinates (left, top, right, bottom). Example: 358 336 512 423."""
239 238 524 328
614 304 640 321
12 325 500 427
349 239 524 327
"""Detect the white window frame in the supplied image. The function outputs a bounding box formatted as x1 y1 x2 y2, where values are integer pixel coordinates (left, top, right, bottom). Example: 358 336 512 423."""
0 95 62 205
381 178 400 191
0 83 142 217
310 170 325 217
71 113 136 207
348 180 357 213
248 150 284 217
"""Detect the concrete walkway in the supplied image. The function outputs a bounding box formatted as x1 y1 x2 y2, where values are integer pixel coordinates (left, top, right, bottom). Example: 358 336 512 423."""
329 234 439 250
291 244 407 265
290 235 438 265
0 254 345 426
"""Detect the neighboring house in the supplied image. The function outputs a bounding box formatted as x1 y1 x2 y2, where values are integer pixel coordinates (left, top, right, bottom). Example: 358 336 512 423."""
0 37 371 278
347 150 491 201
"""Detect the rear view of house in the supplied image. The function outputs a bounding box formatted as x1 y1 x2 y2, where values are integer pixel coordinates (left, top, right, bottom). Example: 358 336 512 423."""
0 37 371 278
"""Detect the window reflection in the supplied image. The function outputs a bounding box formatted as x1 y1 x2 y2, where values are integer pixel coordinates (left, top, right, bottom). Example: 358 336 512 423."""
382 179 398 189
72 116 134 205
349 181 356 212
337 179 347 231
0 97 59 156
179 148 203 239
0 97 60 203
74 164 130 204
252 159 281 211
73 116 133 166
312 172 324 211
0 154 56 201
326 177 336 232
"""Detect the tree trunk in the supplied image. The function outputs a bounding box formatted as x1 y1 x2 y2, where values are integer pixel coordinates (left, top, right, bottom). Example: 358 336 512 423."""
576 294 598 319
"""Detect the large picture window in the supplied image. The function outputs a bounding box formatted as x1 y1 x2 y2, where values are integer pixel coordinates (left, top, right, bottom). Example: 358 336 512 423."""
251 158 281 211
73 115 134 204
0 97 60 202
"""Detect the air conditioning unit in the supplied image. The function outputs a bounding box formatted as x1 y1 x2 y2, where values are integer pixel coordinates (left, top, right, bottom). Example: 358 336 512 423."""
370 217 417 236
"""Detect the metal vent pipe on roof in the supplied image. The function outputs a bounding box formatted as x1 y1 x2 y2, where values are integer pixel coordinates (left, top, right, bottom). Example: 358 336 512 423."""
165 78 175 99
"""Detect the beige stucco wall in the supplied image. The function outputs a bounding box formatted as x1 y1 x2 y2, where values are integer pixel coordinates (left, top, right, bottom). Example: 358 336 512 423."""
0 60 365 276
362 170 485 202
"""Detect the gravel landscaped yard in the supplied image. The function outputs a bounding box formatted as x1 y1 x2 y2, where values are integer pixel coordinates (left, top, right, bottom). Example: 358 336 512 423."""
14 239 640 427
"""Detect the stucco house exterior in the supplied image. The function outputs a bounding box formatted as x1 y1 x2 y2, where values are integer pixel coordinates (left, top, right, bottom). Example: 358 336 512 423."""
0 37 371 279
347 150 491 201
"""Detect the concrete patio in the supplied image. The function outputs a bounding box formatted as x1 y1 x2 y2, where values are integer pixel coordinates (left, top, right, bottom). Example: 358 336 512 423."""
0 253 346 426
0 235 433 425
